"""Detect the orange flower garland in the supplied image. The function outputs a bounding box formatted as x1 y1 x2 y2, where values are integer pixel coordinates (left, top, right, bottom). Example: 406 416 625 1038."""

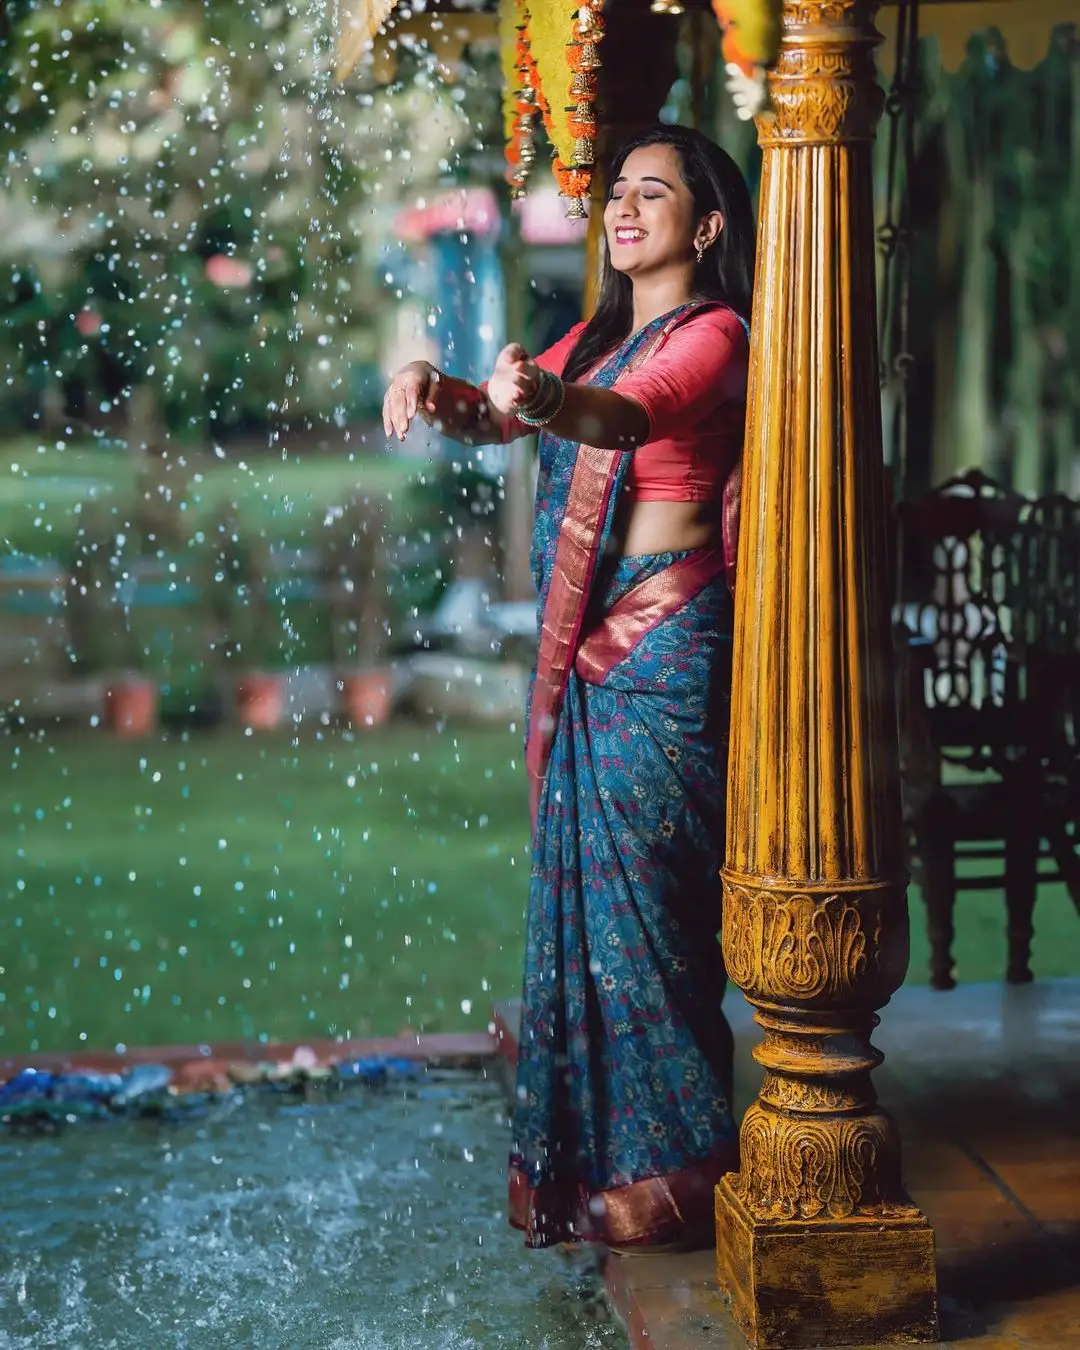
502 0 606 217
505 19 547 198
560 2 604 217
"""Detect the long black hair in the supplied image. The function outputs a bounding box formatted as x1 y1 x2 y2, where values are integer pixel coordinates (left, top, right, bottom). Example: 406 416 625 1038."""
562 125 755 383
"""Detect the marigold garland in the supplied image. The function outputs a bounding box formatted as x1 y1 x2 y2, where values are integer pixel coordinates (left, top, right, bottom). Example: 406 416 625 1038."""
560 2 605 216
500 0 606 216
500 0 527 145
503 5 555 199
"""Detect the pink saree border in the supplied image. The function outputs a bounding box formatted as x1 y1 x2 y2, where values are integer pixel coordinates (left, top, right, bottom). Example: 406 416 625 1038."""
574 545 726 685
525 444 618 824
508 1145 737 1249
524 316 688 827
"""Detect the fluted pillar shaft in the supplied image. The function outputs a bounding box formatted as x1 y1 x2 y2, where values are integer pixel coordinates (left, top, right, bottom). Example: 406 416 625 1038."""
714 4 938 1346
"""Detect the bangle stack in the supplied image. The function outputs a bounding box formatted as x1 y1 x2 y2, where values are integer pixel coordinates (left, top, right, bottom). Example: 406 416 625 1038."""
517 368 566 427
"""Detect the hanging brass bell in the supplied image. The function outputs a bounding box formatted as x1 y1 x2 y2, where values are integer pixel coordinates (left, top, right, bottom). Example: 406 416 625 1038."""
572 136 596 167
575 41 601 72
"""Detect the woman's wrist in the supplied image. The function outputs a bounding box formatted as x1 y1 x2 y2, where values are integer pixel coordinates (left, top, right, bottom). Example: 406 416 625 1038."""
517 368 566 427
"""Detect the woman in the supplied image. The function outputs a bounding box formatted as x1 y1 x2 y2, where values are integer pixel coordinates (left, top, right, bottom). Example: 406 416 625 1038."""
384 125 754 1252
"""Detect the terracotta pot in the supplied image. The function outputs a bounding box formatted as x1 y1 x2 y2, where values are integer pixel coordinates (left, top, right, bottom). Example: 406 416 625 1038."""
235 672 286 730
338 669 392 728
170 1058 235 1096
104 678 158 738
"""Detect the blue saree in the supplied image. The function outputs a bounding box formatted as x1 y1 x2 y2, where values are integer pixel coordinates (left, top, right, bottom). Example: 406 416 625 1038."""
509 306 743 1249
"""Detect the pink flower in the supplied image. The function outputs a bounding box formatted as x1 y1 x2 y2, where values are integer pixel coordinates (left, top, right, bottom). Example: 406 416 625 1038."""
75 309 102 337
205 254 253 288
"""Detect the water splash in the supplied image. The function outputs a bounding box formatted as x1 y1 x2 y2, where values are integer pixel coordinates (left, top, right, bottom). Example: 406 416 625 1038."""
0 1076 624 1349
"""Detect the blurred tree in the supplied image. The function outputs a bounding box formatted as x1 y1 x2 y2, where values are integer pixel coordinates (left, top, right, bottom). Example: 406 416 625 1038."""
0 0 393 448
911 26 1078 494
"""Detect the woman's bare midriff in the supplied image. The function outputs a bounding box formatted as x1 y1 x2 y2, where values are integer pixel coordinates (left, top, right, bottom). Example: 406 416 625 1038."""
617 497 722 556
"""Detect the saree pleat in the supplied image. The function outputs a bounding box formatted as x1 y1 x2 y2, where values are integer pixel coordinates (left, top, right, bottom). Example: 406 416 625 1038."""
509 305 747 1249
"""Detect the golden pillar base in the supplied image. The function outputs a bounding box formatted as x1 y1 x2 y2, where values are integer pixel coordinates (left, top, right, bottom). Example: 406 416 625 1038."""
715 1177 937 1349
718 1177 934 1344
713 878 940 1345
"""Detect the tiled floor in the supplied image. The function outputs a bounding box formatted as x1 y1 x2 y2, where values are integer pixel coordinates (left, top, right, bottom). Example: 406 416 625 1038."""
600 978 1080 1348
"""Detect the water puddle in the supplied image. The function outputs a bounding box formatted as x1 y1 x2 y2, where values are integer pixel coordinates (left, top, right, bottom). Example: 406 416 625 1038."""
0 1072 625 1349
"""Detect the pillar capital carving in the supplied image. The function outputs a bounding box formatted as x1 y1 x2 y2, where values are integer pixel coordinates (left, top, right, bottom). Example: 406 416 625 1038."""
721 879 909 1007
759 1 884 147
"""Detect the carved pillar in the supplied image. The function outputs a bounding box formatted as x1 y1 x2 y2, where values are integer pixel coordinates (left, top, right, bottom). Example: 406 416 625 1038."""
714 4 939 1347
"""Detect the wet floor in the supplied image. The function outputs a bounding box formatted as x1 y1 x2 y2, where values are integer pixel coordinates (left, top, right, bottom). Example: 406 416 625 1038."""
0 1072 626 1350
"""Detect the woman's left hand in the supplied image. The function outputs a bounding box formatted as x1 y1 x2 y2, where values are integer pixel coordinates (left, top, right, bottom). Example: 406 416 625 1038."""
486 344 540 417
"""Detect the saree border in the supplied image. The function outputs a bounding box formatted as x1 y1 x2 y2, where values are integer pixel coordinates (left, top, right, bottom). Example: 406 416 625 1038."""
574 545 727 685
524 312 698 826
508 1144 738 1250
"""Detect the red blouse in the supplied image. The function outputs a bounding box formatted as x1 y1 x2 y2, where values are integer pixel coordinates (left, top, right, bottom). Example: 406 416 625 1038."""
509 305 749 503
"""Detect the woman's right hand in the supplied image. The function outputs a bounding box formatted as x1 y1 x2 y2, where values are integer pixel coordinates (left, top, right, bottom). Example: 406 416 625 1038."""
382 362 440 441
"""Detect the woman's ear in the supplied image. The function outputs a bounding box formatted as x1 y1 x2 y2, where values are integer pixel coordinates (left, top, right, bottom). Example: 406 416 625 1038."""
696 210 725 251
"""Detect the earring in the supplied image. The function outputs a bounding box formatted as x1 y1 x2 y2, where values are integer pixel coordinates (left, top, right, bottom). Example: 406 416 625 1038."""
695 243 705 264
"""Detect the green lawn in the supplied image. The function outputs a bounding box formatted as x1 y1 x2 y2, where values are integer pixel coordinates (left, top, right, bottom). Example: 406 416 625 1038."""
1 726 1077 1059
1 725 531 1057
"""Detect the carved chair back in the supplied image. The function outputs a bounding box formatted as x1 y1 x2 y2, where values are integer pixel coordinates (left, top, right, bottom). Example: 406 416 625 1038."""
1015 492 1080 775
894 472 1080 989
895 469 1030 777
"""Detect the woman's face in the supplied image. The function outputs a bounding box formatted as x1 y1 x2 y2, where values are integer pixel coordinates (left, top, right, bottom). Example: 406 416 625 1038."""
604 143 714 279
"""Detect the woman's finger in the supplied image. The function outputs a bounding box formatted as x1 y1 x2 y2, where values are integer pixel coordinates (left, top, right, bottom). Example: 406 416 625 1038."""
510 369 537 404
389 386 410 440
496 342 527 368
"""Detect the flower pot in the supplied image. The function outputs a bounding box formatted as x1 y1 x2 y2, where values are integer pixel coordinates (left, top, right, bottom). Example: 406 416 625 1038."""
104 677 158 738
338 669 392 728
235 672 286 730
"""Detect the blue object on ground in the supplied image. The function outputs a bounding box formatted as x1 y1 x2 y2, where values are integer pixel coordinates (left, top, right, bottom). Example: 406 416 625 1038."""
108 1064 174 1106
2 1054 426 1133
335 1057 421 1085
50 1072 126 1103
0 1069 55 1105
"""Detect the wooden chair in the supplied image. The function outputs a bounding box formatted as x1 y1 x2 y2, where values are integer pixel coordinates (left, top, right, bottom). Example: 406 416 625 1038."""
1018 492 1080 920
893 469 1072 989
